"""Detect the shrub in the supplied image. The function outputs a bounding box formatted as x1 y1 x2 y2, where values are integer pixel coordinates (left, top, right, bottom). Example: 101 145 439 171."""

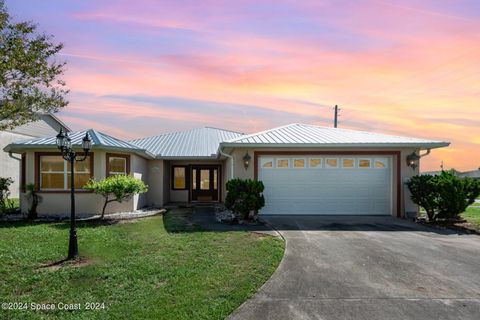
436 171 480 220
25 184 41 219
407 170 480 221
225 179 265 221
85 175 148 219
0 177 17 215
406 175 439 221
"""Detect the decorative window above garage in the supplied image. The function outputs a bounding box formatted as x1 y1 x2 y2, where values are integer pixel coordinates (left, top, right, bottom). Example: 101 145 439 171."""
325 158 338 168
277 158 289 168
261 158 273 168
342 158 354 168
358 159 372 168
293 158 306 168
309 158 322 168
374 158 388 168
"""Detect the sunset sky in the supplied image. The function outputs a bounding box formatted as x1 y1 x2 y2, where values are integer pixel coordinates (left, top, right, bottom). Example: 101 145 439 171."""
8 0 480 171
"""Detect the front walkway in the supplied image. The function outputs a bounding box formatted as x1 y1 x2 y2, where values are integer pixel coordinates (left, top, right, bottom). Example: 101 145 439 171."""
230 216 480 320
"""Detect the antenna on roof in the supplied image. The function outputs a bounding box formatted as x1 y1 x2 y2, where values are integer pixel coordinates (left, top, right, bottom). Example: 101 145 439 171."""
333 105 340 128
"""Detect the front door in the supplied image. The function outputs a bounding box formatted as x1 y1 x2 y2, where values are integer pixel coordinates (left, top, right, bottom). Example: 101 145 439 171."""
191 166 220 202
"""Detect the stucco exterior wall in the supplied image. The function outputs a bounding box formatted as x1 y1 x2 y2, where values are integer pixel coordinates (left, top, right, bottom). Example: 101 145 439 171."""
18 149 150 217
145 159 166 207
0 131 23 198
227 147 421 217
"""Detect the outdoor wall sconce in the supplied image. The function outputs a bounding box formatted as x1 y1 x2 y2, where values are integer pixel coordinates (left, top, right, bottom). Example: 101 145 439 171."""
243 151 251 170
406 149 431 170
406 152 421 170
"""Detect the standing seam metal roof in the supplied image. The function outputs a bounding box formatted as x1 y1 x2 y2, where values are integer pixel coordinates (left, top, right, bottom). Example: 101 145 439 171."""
130 127 244 158
223 123 449 147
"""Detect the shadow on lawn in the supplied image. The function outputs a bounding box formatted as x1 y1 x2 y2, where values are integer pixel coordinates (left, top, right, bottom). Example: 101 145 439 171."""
0 219 119 229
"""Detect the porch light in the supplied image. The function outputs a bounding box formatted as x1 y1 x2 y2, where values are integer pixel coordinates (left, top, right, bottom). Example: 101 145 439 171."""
406 152 421 170
82 133 92 151
243 151 251 169
56 129 66 150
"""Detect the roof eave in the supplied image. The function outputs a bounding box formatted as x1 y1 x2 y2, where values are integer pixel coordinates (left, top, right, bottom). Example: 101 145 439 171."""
220 142 450 149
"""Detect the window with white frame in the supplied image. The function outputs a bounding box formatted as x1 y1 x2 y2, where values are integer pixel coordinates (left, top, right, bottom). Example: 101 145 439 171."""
325 158 339 168
39 154 92 190
358 158 372 168
260 158 274 168
374 158 388 169
293 158 306 168
342 158 355 168
309 158 322 168
276 158 290 168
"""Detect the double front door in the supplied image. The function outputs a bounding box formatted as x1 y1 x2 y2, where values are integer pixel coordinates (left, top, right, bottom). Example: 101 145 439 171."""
191 166 220 202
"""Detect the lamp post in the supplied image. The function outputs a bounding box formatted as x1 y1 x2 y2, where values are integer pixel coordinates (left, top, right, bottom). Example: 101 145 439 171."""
56 129 92 260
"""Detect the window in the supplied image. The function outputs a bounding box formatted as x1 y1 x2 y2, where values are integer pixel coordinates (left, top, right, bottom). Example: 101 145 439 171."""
172 166 187 190
261 158 273 168
37 153 93 191
374 158 388 169
277 158 289 168
293 158 305 168
358 159 372 168
309 158 322 168
200 169 210 190
325 158 338 168
342 158 355 168
106 153 130 176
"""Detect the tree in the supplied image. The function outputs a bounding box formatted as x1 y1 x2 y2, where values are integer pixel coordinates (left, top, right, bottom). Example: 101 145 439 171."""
0 0 68 130
85 175 148 219
225 179 265 221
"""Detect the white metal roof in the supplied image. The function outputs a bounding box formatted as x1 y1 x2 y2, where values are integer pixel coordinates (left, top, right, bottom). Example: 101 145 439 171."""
4 129 154 158
221 123 450 149
131 127 244 158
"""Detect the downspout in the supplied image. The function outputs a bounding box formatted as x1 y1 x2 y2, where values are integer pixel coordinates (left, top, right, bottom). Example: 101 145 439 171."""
219 147 234 180
9 151 21 161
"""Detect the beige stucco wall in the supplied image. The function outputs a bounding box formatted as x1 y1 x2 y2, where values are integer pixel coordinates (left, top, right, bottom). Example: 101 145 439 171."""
227 147 421 218
145 159 166 207
0 131 23 198
18 149 149 217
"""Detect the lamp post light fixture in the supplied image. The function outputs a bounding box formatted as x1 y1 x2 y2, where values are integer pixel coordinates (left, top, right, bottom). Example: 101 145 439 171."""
55 129 92 260
242 151 251 170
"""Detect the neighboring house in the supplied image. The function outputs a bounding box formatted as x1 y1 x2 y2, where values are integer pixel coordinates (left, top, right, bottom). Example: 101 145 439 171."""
0 114 70 198
422 169 480 179
3 123 449 218
458 169 480 179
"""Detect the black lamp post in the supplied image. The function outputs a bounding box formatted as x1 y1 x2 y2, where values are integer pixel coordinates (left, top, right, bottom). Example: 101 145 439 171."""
56 129 92 260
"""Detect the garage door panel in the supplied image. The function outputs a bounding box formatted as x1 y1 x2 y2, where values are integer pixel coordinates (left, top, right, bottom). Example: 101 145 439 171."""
258 155 392 215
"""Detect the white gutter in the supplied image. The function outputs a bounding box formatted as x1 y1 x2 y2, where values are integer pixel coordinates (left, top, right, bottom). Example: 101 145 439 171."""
218 147 234 179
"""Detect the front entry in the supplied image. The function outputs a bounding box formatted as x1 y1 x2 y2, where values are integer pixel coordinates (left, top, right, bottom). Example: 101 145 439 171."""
191 166 220 202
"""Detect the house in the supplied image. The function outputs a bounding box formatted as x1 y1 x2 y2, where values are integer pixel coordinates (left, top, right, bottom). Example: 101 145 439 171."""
3 123 449 217
0 113 70 198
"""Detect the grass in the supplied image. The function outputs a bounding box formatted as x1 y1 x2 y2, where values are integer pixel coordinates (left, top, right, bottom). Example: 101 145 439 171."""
461 205 480 231
0 210 284 320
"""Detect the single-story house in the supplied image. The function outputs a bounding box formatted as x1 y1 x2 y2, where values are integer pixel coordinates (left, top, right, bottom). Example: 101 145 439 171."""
3 123 449 218
0 113 70 198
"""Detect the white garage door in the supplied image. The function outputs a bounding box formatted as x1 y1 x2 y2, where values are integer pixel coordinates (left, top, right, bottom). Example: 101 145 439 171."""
258 155 392 215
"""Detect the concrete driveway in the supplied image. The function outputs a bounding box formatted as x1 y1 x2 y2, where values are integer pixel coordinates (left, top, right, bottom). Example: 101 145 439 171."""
230 216 480 320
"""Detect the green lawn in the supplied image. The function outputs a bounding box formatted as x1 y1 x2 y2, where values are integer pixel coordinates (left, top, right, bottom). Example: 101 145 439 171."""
0 210 284 319
461 205 480 231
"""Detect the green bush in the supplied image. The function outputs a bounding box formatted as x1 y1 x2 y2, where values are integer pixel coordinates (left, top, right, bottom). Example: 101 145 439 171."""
25 183 41 219
407 170 480 221
436 171 480 219
225 179 265 221
0 177 17 215
406 175 439 221
85 175 148 219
